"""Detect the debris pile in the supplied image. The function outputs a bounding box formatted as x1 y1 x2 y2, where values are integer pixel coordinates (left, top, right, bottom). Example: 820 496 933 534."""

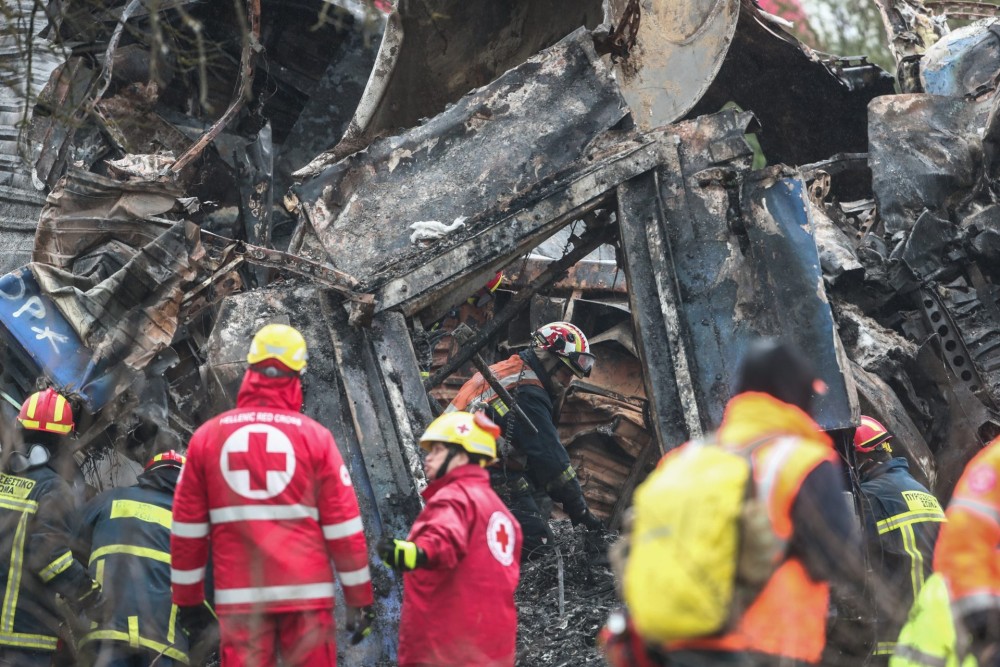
3 0 1000 661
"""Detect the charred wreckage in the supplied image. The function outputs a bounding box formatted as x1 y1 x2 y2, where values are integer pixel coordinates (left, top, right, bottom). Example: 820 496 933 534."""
2 0 1000 662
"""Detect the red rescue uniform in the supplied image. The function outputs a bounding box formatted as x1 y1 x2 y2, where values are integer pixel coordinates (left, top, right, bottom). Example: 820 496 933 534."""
398 465 522 667
171 369 373 666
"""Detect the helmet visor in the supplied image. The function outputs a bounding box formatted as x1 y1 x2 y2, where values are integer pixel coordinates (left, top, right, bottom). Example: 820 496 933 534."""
566 351 596 377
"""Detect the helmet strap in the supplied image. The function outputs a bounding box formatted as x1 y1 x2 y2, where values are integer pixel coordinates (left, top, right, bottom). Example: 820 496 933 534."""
436 445 463 481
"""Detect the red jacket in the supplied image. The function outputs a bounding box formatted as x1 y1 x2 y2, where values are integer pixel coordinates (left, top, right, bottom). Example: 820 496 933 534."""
170 370 374 615
398 465 522 666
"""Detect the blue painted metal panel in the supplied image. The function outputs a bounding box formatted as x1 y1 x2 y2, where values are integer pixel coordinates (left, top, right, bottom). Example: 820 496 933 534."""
0 267 117 410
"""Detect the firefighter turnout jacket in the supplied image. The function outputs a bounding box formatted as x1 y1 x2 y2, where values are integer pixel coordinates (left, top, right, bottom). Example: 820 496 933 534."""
398 465 521 667
0 462 97 652
75 466 191 662
859 457 945 659
171 369 374 616
446 351 587 517
890 573 977 667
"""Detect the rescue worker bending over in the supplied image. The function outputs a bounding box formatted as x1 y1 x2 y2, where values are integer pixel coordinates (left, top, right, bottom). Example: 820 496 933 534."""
76 450 202 667
378 411 521 667
929 434 1000 665
446 321 601 559
852 416 945 664
171 324 375 666
0 389 109 667
601 339 863 667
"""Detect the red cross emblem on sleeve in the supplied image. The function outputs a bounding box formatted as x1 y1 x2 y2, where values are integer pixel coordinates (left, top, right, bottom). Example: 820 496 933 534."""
487 511 515 566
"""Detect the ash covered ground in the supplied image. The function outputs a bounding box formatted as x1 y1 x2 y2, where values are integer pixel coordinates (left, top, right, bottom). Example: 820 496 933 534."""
516 521 619 667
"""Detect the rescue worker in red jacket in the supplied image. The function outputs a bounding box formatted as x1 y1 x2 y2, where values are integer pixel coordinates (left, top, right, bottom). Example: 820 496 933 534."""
601 339 863 667
378 410 521 667
170 323 375 666
446 321 601 559
934 434 1000 664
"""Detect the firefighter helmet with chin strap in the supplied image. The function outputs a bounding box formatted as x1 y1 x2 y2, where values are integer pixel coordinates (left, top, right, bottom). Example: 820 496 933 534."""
17 388 75 435
854 415 893 453
419 411 501 465
247 323 308 373
533 321 595 378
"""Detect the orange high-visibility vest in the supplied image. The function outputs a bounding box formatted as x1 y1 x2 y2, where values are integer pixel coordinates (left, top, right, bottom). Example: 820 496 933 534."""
446 354 544 415
672 393 838 664
935 437 1000 618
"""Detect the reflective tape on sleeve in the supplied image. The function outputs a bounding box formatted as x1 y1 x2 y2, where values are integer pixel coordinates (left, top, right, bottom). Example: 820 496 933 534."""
38 552 74 583
172 521 210 538
171 567 206 585
322 516 363 540
339 565 371 587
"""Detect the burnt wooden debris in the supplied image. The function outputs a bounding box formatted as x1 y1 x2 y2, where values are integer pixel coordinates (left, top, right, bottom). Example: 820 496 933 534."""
5 0 1000 662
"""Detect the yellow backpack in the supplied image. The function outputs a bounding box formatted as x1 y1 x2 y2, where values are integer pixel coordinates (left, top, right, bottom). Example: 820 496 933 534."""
623 437 786 643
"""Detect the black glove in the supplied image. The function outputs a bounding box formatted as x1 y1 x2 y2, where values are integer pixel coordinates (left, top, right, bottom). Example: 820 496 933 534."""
345 605 376 645
178 602 218 647
377 536 427 571
571 508 605 532
75 582 112 624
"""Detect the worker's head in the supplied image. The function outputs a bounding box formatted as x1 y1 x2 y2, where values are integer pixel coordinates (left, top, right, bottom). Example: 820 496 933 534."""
419 411 501 480
467 270 504 307
853 415 893 464
17 388 75 449
733 338 824 415
532 321 595 385
246 323 308 377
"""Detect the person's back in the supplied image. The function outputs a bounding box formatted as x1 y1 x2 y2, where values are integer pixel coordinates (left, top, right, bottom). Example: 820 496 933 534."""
602 339 862 667
76 451 191 666
853 417 945 663
171 324 374 666
0 389 108 667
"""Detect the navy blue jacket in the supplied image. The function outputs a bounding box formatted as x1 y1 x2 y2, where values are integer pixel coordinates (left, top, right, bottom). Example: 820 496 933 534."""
74 468 191 662
0 461 95 652
859 457 945 657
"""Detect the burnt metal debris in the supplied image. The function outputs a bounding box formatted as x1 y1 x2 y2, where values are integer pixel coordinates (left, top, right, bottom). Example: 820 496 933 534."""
4 0 1000 662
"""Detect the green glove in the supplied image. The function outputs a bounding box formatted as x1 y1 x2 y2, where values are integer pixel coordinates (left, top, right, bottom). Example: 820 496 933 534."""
377 537 427 571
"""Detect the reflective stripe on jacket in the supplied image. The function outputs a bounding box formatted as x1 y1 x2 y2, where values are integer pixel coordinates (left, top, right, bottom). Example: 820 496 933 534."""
861 457 945 656
934 437 1000 618
76 470 190 662
670 392 839 664
171 370 374 615
446 353 543 415
399 465 522 667
889 573 977 667
0 465 95 651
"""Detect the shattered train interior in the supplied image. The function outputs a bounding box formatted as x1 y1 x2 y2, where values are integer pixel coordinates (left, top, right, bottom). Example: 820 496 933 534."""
6 0 1000 662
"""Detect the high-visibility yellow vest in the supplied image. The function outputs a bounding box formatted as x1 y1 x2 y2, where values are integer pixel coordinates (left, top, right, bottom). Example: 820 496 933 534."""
890 573 977 667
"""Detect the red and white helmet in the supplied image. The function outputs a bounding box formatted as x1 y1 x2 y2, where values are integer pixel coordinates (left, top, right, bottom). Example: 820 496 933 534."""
533 321 595 378
144 449 187 473
854 415 893 453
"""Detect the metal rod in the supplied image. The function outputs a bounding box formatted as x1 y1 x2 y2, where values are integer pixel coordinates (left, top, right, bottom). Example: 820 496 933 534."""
423 225 610 391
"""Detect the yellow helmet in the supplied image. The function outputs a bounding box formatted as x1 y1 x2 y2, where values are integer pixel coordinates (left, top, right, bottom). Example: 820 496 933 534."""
246 324 308 373
419 411 501 464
